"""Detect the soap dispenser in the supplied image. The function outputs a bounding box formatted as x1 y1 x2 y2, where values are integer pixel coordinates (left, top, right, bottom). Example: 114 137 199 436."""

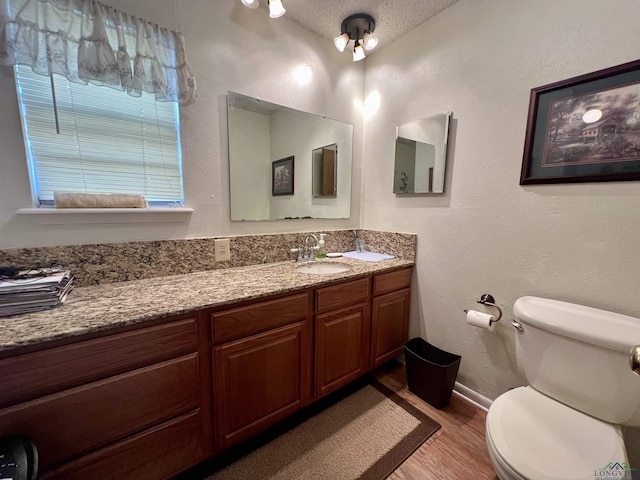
316 233 327 258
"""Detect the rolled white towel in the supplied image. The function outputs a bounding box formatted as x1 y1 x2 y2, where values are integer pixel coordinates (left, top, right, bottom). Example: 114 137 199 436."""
54 192 147 208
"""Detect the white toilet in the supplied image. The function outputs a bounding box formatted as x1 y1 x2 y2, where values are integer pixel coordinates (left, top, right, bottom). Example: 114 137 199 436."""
486 296 640 480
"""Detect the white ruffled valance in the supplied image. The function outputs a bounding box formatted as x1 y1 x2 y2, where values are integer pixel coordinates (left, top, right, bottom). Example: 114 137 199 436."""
0 0 197 105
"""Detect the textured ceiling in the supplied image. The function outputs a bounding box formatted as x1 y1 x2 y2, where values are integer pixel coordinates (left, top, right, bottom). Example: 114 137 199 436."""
281 0 459 53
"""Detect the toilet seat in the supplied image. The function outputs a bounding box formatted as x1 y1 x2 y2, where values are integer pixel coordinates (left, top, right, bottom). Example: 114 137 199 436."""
486 430 527 480
486 386 627 480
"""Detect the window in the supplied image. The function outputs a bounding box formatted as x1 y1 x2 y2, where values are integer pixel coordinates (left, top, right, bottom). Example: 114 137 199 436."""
14 65 184 207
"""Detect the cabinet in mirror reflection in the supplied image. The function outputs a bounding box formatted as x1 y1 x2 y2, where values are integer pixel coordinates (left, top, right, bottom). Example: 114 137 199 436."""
227 92 353 221
394 111 451 194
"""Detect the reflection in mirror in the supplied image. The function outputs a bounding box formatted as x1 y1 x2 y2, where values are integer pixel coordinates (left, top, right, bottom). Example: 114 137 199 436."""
227 92 353 221
394 111 451 194
312 144 337 198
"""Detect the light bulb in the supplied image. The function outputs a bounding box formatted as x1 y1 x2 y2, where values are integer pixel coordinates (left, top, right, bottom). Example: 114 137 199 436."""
268 0 286 18
362 31 378 51
583 108 602 124
241 0 259 8
334 33 349 52
353 40 365 62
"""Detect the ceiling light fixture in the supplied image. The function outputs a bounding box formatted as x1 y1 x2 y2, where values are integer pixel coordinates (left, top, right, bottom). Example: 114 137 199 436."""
240 0 286 18
333 32 350 53
333 13 377 62
352 40 366 62
268 0 286 18
362 31 378 51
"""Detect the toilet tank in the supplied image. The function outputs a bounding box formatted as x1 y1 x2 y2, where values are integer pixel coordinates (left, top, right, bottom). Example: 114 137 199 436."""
513 296 640 426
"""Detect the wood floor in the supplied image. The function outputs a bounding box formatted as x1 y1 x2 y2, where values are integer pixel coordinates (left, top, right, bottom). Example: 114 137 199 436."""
373 361 498 480
185 360 498 480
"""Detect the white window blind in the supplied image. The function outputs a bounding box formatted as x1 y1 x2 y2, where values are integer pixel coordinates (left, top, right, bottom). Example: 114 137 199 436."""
14 65 184 207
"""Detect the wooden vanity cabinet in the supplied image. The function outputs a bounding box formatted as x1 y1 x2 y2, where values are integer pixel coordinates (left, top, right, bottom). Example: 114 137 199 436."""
0 265 412 479
0 314 213 480
314 277 371 398
210 292 313 450
370 268 412 368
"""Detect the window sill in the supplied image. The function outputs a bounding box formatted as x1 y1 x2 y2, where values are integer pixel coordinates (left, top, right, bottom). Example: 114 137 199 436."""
15 207 194 225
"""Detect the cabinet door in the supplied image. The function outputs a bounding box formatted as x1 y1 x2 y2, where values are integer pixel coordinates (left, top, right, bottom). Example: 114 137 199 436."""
213 321 311 450
370 288 411 368
315 303 370 398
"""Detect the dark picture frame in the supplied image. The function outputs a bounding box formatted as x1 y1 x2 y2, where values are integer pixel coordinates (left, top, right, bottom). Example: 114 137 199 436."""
521 59 640 185
272 156 295 196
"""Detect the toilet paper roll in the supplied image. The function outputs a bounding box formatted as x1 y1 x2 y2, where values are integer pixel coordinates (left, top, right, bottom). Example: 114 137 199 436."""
466 309 496 331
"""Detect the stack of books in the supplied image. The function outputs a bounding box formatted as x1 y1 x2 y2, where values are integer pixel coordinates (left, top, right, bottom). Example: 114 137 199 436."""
0 267 74 317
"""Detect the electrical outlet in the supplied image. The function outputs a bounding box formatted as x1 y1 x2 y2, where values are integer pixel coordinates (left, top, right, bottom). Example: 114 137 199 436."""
214 238 231 261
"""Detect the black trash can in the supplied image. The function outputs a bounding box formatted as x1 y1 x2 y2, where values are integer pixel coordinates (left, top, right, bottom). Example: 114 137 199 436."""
404 338 461 409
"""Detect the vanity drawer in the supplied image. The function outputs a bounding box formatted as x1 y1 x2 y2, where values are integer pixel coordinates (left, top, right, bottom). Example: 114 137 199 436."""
0 317 197 408
315 278 370 314
373 268 412 296
211 293 310 343
40 410 204 480
0 353 199 472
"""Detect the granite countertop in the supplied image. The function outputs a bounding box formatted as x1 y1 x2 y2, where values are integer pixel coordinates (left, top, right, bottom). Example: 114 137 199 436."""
0 257 413 354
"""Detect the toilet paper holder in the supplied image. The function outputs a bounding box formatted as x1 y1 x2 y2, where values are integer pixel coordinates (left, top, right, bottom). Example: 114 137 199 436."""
464 293 503 323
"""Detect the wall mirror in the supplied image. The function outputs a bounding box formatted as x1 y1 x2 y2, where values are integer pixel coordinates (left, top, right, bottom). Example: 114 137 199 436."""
227 92 353 221
312 143 337 198
393 111 451 194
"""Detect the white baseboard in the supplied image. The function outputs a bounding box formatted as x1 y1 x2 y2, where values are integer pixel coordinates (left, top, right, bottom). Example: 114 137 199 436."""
453 382 492 412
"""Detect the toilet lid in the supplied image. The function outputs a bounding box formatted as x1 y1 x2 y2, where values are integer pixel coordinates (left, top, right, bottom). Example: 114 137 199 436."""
487 387 627 480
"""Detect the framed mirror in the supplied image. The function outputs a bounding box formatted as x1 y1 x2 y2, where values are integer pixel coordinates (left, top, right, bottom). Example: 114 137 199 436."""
227 92 353 221
394 111 452 194
312 143 337 198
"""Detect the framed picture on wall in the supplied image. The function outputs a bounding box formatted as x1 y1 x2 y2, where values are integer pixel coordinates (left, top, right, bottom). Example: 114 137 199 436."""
521 58 640 185
272 156 295 196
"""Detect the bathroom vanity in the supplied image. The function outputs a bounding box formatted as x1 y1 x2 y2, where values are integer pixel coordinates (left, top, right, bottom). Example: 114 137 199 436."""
0 259 412 480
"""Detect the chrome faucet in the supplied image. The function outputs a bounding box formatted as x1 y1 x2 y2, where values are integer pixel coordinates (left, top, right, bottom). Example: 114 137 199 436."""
302 234 319 262
305 234 319 250
291 234 319 262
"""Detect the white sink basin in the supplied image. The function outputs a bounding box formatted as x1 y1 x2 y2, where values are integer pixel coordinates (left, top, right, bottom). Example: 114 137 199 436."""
295 262 351 275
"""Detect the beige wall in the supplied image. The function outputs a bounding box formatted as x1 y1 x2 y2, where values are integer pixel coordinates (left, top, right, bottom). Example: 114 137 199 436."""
362 0 640 400
229 107 271 221
0 0 364 248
